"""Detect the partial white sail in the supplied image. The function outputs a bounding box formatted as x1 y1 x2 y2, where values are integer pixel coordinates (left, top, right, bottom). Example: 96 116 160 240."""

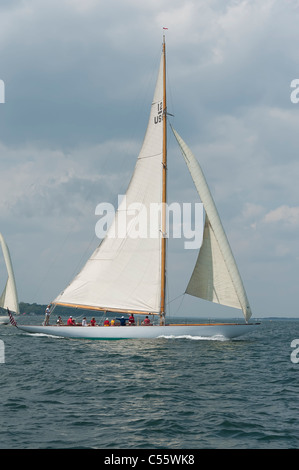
0 233 19 314
54 53 165 314
171 127 252 322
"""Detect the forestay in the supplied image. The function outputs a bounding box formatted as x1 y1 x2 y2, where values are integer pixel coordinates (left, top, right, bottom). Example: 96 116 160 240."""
54 55 165 314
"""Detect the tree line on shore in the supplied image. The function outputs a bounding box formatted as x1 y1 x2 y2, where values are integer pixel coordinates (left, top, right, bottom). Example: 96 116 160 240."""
1 302 96 317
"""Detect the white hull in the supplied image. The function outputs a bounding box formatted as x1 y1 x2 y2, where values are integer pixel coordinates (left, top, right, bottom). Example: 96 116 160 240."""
17 322 260 340
0 316 9 325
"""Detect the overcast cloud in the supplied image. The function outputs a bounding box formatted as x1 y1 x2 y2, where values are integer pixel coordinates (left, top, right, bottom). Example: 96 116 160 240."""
0 0 299 318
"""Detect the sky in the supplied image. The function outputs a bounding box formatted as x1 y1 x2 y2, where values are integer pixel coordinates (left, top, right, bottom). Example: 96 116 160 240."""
0 0 299 318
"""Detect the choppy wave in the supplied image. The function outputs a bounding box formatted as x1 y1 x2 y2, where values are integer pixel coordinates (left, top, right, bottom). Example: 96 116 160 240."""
1 317 299 449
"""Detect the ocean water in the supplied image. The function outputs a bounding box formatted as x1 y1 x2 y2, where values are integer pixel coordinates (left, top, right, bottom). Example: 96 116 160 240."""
0 315 299 450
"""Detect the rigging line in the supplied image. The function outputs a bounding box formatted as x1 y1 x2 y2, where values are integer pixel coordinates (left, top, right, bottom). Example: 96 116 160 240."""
113 44 162 198
138 152 162 160
32 230 74 301
166 292 185 306
32 185 101 302
165 48 175 123
64 232 97 288
173 293 186 317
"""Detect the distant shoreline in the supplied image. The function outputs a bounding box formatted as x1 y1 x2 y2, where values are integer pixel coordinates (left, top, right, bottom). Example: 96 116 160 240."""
1 302 298 320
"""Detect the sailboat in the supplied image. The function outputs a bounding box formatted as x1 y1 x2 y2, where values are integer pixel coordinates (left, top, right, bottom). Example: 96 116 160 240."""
14 37 260 340
0 233 19 325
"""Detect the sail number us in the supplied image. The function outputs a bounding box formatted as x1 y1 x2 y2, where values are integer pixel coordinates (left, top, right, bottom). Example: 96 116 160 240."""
154 101 163 124
0 80 4 103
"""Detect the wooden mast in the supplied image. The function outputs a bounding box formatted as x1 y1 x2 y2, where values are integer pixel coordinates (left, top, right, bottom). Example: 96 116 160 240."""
160 35 167 326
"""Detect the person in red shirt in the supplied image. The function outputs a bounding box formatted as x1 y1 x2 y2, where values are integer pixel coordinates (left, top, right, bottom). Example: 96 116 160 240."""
90 317 96 326
142 316 151 326
128 314 135 325
103 318 110 326
67 316 75 326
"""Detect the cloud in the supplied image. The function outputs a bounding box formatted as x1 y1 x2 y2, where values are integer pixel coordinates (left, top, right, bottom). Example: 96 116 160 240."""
0 0 299 316
0 139 139 222
264 205 299 226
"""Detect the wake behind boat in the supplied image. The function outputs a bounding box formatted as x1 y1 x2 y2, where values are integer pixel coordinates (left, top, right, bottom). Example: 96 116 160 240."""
14 36 260 340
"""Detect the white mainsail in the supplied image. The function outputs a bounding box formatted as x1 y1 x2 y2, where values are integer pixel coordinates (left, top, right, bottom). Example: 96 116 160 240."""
171 127 252 322
0 233 19 314
54 54 165 315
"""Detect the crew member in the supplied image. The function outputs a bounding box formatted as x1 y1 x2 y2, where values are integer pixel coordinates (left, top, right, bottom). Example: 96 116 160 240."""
142 316 151 326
